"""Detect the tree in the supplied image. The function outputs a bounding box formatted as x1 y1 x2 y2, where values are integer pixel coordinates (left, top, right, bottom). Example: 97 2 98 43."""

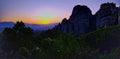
1 21 35 58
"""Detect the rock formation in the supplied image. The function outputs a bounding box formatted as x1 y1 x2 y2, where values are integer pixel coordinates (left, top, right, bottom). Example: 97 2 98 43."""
55 5 92 36
95 2 118 29
54 3 119 36
118 7 120 24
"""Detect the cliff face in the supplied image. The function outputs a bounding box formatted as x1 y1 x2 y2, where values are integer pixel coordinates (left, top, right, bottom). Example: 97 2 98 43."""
95 3 118 29
118 7 120 24
54 3 119 36
55 5 92 36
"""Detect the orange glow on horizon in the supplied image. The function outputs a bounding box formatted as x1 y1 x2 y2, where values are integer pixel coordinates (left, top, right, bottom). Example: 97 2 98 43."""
1 17 61 25
1 14 68 25
40 20 50 25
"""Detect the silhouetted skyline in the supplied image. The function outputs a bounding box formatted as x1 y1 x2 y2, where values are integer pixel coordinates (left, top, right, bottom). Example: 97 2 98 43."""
0 0 120 24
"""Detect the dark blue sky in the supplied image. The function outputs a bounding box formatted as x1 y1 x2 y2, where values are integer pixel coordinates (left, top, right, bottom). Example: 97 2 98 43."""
0 0 120 24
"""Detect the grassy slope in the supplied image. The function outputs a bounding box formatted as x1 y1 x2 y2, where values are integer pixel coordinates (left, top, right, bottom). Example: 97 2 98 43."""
76 25 120 59
79 25 120 52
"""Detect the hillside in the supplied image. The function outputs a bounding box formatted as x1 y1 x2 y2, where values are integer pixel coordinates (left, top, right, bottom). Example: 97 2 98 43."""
0 21 120 59
79 25 120 53
0 2 120 59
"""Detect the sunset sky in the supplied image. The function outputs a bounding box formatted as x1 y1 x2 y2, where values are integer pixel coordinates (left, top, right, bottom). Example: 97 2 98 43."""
0 0 120 24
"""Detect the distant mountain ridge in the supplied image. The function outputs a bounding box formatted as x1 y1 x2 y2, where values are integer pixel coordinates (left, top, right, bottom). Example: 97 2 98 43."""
0 22 58 33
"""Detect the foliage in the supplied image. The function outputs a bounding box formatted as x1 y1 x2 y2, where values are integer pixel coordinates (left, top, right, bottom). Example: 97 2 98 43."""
1 21 35 58
0 21 120 59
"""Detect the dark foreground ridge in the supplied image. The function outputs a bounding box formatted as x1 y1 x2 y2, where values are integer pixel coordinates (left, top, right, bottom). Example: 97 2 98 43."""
54 2 120 36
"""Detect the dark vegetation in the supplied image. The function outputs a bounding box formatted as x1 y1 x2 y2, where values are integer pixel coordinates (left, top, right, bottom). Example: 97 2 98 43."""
0 21 120 59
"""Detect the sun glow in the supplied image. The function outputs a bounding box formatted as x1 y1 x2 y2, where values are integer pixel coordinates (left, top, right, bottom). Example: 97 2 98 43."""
40 20 50 24
1 9 65 25
38 11 58 24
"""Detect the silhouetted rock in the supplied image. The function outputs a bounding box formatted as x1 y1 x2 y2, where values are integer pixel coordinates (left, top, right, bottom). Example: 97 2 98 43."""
54 5 93 36
118 7 120 24
54 3 119 36
95 2 118 29
69 5 92 21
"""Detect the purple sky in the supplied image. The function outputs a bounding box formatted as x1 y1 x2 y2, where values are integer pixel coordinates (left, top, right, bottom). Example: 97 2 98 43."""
0 0 120 24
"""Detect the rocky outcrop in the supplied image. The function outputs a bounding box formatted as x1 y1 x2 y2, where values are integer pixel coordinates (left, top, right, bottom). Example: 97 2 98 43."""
95 3 118 29
118 7 120 24
55 5 92 36
54 3 119 36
